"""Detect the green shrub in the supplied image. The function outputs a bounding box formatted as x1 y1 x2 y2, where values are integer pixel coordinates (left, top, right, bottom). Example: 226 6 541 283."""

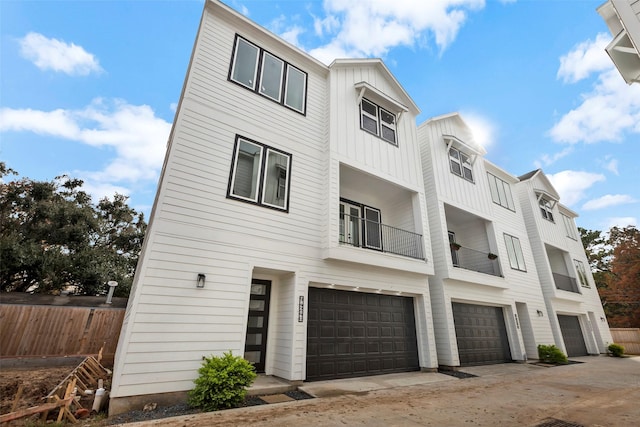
537 344 568 364
608 343 625 357
188 351 257 411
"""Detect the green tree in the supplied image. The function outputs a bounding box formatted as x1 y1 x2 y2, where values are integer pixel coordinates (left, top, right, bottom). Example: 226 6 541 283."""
0 162 146 296
580 226 640 327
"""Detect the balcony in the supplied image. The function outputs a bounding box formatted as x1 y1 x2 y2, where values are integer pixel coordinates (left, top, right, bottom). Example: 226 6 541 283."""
553 272 580 293
339 213 424 260
450 244 501 277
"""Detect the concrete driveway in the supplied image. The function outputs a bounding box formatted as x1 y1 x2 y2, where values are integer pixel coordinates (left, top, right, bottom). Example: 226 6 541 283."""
120 356 640 427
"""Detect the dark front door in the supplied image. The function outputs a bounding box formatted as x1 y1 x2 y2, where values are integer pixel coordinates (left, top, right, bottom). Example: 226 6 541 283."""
452 302 512 366
244 279 271 373
557 315 588 357
306 287 419 381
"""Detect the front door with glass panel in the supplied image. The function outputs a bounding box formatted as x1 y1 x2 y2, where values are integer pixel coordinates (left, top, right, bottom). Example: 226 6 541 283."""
244 279 271 373
339 201 361 247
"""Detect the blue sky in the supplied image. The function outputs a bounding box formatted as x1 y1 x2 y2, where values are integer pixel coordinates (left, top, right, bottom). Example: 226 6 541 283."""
1 0 638 232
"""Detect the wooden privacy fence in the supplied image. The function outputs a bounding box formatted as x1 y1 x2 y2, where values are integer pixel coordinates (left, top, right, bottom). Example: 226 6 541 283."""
610 328 640 355
0 304 125 359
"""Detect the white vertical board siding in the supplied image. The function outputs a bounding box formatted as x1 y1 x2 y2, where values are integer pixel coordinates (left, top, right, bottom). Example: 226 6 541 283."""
418 118 493 218
329 64 422 188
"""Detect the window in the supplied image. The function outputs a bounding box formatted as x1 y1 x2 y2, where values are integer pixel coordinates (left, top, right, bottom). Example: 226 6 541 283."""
562 214 578 240
228 136 291 211
229 35 307 114
573 260 590 288
449 147 474 182
487 173 515 211
539 198 555 222
339 199 382 250
359 98 397 145
504 234 526 272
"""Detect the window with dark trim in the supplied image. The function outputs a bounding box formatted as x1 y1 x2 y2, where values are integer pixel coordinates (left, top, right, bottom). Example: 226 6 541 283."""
487 172 515 211
504 234 526 272
229 35 308 115
449 147 474 182
360 98 397 145
227 135 292 212
539 197 555 222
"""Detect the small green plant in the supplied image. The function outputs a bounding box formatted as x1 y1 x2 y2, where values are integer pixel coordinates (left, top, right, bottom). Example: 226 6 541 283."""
537 344 568 364
188 351 257 411
608 343 625 357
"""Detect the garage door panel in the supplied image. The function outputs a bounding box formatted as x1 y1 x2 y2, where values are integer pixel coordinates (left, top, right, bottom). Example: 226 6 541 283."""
452 303 512 366
558 315 588 357
306 288 419 381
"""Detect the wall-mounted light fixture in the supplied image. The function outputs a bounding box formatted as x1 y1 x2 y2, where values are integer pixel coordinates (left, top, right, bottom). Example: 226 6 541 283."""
536 309 544 317
197 273 206 288
600 316 605 322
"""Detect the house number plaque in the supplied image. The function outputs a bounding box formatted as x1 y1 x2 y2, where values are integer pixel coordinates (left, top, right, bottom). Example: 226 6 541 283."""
298 295 304 322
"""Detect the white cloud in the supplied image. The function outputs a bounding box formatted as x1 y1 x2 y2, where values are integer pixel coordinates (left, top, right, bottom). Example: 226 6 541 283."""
313 15 340 37
601 156 619 175
0 99 170 202
18 32 103 76
308 0 485 64
546 170 605 206
280 25 304 47
170 102 178 112
557 33 612 83
550 34 640 145
582 194 637 211
534 146 574 168
460 111 496 150
604 216 637 230
550 69 640 144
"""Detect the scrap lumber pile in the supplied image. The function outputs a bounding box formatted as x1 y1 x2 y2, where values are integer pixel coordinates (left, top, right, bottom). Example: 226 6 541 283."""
0 355 111 424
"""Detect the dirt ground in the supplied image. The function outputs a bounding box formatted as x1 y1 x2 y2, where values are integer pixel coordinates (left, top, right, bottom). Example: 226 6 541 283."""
2 356 639 426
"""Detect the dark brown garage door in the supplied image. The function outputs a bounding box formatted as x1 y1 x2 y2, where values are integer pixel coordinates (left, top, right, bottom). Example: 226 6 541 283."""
557 315 588 357
452 303 512 366
306 288 419 381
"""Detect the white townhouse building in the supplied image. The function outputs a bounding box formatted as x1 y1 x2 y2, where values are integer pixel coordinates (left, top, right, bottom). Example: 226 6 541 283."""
598 0 640 84
517 170 613 357
109 0 438 414
109 0 614 415
417 114 555 367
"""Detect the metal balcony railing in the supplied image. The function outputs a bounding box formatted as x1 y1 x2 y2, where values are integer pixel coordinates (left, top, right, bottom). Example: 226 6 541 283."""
553 272 580 293
339 214 425 260
450 244 502 277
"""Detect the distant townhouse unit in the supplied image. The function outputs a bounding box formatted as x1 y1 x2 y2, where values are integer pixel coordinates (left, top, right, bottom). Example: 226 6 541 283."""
417 114 556 367
109 0 614 415
517 170 613 357
598 0 640 84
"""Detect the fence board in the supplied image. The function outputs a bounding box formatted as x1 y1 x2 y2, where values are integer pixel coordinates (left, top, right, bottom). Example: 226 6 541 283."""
0 304 124 358
610 328 640 355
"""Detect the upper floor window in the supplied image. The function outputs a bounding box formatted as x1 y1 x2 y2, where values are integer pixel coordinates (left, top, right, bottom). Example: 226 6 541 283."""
539 197 555 222
360 98 397 145
227 135 292 212
487 173 515 211
449 147 474 183
229 35 307 114
504 234 526 272
573 259 590 288
562 214 578 240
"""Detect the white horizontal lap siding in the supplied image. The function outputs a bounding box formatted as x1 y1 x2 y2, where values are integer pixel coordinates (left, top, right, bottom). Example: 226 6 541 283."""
188 15 326 144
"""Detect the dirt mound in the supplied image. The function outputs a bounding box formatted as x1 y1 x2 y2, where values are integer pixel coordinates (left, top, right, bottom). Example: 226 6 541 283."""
0 366 71 414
